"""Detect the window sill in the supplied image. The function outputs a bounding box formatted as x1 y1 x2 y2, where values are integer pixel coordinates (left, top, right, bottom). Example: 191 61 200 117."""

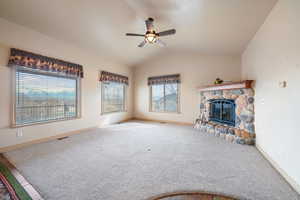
11 116 81 128
149 111 181 114
100 111 127 116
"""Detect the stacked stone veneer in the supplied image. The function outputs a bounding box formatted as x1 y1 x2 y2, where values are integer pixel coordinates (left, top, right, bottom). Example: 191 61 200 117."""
194 88 255 145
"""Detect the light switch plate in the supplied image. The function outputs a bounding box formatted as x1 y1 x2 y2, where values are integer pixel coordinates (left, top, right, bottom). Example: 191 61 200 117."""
279 81 287 88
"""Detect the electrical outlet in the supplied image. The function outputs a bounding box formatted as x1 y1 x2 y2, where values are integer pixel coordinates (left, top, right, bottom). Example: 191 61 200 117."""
16 129 23 137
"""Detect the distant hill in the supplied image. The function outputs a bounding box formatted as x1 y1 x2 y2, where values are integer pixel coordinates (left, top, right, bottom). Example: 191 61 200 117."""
20 90 76 100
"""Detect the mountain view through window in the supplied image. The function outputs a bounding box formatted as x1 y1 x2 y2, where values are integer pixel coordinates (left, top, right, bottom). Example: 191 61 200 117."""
15 69 78 125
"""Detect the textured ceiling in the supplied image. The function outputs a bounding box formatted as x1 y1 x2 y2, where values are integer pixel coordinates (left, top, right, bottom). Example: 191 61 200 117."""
0 0 277 66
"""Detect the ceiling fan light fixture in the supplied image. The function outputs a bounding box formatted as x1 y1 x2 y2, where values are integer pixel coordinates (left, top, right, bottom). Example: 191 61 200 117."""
125 17 176 47
145 33 157 43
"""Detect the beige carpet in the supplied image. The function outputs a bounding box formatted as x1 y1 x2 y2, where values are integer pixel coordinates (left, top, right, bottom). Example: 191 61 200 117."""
4 121 300 200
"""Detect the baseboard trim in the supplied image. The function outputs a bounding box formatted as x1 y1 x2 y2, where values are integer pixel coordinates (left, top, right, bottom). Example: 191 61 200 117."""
256 144 300 194
118 118 134 123
132 117 194 126
0 126 98 153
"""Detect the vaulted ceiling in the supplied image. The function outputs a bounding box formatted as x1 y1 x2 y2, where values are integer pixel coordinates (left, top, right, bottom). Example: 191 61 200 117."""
0 0 277 66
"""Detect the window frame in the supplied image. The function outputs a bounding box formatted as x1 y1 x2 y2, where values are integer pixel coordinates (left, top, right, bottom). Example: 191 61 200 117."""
100 81 127 115
149 82 181 113
12 66 81 128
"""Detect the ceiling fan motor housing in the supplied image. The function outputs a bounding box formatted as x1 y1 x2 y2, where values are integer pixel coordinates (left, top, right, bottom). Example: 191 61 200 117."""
146 30 156 34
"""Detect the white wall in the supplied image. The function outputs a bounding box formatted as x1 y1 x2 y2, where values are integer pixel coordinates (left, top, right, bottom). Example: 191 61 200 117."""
0 18 133 148
133 52 241 123
242 0 300 191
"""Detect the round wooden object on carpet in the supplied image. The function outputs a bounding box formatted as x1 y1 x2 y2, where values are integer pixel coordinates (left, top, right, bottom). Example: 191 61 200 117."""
151 192 237 200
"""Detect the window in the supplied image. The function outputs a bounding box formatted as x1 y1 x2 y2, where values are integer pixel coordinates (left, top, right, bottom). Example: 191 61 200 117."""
101 81 126 114
14 68 80 126
150 83 179 113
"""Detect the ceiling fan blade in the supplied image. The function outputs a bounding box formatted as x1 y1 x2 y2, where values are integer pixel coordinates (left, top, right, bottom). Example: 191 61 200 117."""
157 29 176 37
138 40 147 48
126 33 145 37
145 18 154 31
156 39 166 47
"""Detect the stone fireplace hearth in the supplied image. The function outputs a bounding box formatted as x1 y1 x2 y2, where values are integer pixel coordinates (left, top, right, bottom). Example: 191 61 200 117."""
194 80 255 145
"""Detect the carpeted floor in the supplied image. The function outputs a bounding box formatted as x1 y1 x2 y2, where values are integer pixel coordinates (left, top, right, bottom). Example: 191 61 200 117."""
4 121 300 200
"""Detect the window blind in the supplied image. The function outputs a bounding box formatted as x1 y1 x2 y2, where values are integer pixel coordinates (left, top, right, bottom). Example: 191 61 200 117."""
15 68 79 125
150 83 179 113
101 81 126 114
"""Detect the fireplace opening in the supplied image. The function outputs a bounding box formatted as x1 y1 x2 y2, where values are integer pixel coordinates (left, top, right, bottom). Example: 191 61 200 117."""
209 99 235 126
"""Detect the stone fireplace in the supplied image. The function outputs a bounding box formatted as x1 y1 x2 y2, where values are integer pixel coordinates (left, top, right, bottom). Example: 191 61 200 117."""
194 80 255 145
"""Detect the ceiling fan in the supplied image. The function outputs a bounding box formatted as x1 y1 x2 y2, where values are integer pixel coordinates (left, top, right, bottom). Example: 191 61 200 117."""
126 18 176 47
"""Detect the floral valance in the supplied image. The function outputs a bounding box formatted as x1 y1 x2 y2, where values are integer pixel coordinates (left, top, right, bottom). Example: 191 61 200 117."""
148 74 181 85
8 48 84 78
99 71 129 85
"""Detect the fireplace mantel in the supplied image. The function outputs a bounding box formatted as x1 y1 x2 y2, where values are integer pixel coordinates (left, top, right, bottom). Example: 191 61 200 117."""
198 80 253 92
